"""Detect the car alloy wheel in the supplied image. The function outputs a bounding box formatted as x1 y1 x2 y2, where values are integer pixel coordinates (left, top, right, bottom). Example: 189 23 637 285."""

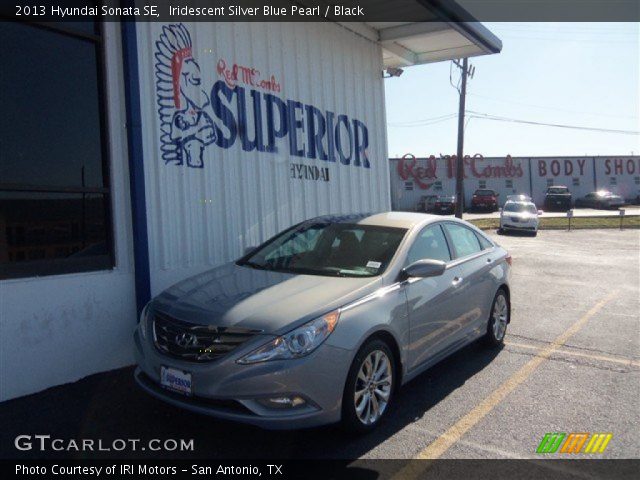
342 339 396 433
354 350 392 425
486 289 509 346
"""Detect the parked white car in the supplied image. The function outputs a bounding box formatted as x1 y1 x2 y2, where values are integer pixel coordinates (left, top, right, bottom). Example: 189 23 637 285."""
499 201 541 236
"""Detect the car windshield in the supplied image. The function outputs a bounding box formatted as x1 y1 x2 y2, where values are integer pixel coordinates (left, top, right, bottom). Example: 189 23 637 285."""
437 196 455 201
238 222 407 277
475 190 494 196
548 187 568 194
504 203 537 214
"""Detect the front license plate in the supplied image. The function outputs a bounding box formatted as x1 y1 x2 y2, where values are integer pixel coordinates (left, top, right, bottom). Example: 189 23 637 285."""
160 366 192 396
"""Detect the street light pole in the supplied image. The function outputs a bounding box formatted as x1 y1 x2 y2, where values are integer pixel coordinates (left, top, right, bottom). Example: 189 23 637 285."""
454 57 468 219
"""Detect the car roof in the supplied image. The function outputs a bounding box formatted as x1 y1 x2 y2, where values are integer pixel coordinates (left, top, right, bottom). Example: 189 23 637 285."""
310 212 456 229
504 200 536 206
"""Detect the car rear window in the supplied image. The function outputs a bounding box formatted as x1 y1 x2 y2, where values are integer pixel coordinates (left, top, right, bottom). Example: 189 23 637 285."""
475 190 495 196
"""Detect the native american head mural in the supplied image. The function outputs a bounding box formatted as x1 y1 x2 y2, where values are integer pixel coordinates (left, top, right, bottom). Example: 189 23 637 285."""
155 24 216 168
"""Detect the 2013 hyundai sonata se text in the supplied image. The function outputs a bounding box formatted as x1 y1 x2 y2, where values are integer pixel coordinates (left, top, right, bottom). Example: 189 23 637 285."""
134 212 512 432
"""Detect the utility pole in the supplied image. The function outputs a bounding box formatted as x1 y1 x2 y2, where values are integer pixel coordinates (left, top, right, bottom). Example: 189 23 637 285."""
453 57 472 218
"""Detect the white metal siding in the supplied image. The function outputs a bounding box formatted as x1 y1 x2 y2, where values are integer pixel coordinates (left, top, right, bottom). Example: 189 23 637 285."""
135 22 390 294
529 157 595 205
594 157 640 201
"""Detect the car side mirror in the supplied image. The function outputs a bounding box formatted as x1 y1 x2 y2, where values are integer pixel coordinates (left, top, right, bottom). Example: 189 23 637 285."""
400 259 446 281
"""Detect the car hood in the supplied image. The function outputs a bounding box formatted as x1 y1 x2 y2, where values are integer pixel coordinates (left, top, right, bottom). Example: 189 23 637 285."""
150 262 382 334
503 212 537 219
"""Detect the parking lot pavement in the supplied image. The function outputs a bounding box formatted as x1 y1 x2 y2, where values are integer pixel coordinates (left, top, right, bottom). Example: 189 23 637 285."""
1 230 638 461
462 206 640 220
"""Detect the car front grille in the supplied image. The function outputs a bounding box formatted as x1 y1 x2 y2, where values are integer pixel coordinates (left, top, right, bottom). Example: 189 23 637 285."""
152 312 260 362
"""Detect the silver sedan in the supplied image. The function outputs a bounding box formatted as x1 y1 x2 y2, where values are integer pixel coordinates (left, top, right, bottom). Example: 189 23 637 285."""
134 212 512 432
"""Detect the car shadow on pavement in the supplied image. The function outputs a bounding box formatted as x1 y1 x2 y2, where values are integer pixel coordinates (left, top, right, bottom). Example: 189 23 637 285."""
497 230 536 237
0 341 501 460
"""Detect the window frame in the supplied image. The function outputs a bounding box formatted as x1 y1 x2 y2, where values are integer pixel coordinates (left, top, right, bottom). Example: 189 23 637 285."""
404 223 453 266
0 21 114 280
441 222 485 260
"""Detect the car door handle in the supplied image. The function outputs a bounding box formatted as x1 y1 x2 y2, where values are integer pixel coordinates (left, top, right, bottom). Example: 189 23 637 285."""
452 276 463 286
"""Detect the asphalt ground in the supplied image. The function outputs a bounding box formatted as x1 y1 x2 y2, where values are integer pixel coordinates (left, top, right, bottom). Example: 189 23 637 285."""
1 230 638 464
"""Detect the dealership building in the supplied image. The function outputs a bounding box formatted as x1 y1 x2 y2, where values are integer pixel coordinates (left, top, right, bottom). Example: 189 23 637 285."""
0 4 503 401
390 155 640 211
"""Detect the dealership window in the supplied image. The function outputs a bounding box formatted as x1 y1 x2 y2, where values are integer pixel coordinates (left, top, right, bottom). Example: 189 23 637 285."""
610 177 617 186
478 180 487 189
546 179 554 187
505 179 513 189
635 176 640 185
434 181 442 191
404 182 414 191
0 22 113 280
572 177 580 186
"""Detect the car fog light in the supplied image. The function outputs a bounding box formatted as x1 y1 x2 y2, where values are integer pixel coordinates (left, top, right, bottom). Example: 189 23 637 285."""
257 395 307 409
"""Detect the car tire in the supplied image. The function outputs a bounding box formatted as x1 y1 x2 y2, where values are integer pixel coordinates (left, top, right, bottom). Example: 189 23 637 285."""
341 338 396 434
484 289 510 347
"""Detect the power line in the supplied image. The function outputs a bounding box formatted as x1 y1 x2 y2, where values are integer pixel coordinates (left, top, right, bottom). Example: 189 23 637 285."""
387 111 639 135
467 92 639 120
388 113 457 127
465 111 640 135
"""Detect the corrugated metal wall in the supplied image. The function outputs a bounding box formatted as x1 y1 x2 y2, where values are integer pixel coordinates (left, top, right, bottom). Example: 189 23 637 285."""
390 156 640 211
136 22 390 294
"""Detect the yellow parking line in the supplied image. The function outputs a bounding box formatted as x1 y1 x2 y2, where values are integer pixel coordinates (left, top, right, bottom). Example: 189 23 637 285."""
505 340 640 368
394 291 618 479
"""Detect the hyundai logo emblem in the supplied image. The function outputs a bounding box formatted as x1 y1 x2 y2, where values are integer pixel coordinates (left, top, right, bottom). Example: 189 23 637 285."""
175 332 198 348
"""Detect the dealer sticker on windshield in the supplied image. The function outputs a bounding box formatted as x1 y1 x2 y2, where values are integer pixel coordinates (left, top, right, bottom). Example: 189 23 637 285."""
160 366 192 396
366 261 382 269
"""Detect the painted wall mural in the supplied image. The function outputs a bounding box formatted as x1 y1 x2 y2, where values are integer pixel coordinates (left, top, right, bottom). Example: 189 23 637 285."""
390 155 640 210
155 23 371 171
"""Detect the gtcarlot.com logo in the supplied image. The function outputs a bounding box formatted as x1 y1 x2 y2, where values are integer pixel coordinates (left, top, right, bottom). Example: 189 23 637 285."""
14 435 194 452
536 432 613 454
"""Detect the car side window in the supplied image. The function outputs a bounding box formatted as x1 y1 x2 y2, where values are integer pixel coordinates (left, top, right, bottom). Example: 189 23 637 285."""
443 223 482 258
475 231 493 250
406 224 451 265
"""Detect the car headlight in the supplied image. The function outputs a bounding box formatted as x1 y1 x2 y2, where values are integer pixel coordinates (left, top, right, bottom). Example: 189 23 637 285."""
237 310 340 364
139 303 151 340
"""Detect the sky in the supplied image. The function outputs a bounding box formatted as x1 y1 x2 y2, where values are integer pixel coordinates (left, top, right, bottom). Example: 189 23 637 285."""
384 23 640 158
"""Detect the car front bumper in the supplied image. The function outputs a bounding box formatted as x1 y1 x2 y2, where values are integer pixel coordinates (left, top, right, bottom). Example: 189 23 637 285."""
133 328 351 429
501 220 538 231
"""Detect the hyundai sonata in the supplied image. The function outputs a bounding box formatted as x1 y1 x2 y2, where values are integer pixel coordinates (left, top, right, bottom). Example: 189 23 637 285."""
134 213 511 432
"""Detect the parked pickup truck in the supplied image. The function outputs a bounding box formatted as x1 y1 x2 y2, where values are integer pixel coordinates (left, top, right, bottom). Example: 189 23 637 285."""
544 186 572 211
